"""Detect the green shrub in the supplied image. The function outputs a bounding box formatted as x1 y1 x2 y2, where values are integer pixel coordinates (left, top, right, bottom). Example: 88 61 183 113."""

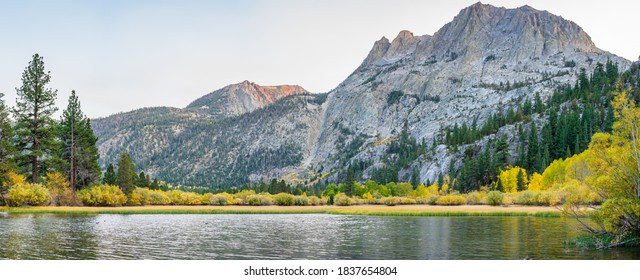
465 191 486 205
218 192 236 205
129 188 151 205
502 193 515 205
379 196 400 206
515 190 537 205
148 190 171 205
435 195 467 205
246 194 273 206
203 193 228 205
234 190 256 201
77 185 127 206
379 196 416 206
308 196 321 206
167 190 184 205
334 193 353 206
273 193 295 206
415 196 430 204
293 195 309 206
427 195 441 205
5 183 51 206
180 192 203 205
484 191 504 206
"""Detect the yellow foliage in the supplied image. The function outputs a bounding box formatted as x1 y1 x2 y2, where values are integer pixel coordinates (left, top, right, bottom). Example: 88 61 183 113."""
5 183 51 206
439 184 449 195
148 190 172 205
202 193 229 205
502 193 515 205
527 173 543 192
564 153 591 182
77 185 127 206
128 188 151 205
45 172 68 190
334 193 354 206
535 190 563 206
435 194 467 205
362 192 374 201
234 190 256 201
541 159 567 189
411 184 428 197
6 171 26 185
465 191 486 205
218 192 236 205
498 166 527 193
45 172 79 206
426 182 439 196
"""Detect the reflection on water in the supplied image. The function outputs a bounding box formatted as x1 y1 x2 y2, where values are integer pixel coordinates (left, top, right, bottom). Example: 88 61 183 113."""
0 213 637 260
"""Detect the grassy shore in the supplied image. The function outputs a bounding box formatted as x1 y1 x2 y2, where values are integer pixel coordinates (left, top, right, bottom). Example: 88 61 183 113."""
0 204 564 217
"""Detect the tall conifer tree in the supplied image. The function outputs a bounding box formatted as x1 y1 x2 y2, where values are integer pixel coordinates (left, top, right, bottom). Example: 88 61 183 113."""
102 163 117 185
59 90 101 190
0 93 15 184
13 54 58 183
116 152 136 195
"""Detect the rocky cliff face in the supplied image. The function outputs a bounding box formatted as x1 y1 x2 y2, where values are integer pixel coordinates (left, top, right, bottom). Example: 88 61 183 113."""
309 2 629 183
92 3 631 188
187 80 308 117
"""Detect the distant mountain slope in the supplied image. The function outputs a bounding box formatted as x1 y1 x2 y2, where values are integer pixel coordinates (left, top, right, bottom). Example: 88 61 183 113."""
92 3 631 188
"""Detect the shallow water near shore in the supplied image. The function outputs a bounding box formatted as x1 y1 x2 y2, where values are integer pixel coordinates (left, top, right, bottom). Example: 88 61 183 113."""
0 213 637 260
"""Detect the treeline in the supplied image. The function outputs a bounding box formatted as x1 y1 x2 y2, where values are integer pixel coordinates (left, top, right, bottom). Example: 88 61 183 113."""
0 54 103 202
0 54 169 206
453 61 622 192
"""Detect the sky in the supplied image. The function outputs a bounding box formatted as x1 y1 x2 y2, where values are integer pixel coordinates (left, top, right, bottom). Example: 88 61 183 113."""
0 0 638 118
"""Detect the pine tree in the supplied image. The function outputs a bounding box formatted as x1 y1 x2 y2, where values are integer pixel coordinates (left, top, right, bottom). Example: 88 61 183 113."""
516 169 526 192
496 177 504 192
59 90 101 190
13 54 59 183
526 124 539 171
523 98 533 115
116 152 136 195
102 163 117 185
0 93 16 184
604 106 615 132
410 168 420 189
150 178 160 190
534 92 545 114
269 178 278 194
494 136 509 170
344 167 355 197
136 171 150 188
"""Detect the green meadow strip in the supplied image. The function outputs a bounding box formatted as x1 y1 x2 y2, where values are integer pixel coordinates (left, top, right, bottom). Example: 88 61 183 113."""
326 210 562 217
1 206 564 217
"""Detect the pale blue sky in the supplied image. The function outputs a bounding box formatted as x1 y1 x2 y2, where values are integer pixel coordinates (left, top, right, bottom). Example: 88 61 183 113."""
1 0 638 118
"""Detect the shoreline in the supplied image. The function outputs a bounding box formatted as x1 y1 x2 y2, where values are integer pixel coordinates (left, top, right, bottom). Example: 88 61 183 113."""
0 204 565 217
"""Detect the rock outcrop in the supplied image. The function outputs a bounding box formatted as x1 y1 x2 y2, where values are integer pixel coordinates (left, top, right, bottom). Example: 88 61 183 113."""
187 80 308 117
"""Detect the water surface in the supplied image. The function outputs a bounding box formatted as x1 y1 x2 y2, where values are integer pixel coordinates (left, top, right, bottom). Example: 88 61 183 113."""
0 213 637 259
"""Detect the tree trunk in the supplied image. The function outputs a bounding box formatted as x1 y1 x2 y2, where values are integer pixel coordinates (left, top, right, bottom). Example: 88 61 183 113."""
70 143 75 191
32 138 38 184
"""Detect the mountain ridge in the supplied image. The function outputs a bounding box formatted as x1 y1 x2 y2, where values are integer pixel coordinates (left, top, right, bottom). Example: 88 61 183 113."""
92 3 631 188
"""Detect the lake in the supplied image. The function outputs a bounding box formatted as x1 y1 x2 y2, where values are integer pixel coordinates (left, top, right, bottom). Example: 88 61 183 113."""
0 213 637 259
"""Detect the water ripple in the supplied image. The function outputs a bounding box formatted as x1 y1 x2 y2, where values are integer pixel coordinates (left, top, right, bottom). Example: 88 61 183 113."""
0 213 638 260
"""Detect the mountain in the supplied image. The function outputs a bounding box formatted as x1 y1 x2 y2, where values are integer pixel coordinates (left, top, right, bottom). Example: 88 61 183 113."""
187 80 308 117
92 3 631 188
91 81 313 182
308 2 629 182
